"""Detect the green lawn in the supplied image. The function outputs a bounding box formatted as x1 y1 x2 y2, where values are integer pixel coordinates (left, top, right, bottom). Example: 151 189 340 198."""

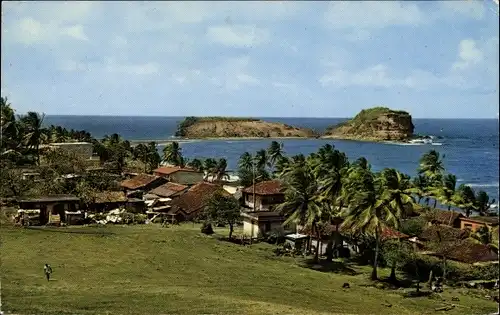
1 224 497 315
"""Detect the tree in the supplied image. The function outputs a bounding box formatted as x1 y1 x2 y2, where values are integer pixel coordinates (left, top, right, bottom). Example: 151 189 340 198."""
475 191 496 216
187 158 204 172
469 226 499 255
267 141 284 170
203 158 217 181
382 240 415 283
238 152 253 170
132 144 150 172
214 158 230 182
431 174 458 210
162 141 184 167
0 162 33 198
277 157 322 263
20 111 46 165
255 149 269 170
314 145 350 261
204 192 240 239
418 150 445 208
412 175 430 205
341 165 404 280
145 142 161 172
453 184 477 217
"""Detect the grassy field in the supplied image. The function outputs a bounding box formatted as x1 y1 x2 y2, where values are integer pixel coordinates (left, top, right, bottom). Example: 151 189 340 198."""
1 224 497 315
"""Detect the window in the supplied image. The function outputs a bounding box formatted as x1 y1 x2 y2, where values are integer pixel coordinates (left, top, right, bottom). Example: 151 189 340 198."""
464 223 473 230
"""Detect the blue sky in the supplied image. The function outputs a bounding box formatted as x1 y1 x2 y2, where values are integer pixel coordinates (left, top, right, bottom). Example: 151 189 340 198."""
1 1 499 118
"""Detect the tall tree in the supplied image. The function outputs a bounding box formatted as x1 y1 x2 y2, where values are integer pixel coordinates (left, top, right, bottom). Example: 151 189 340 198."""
341 166 404 280
203 158 217 181
475 191 496 216
418 150 445 208
214 158 230 182
412 175 429 204
20 111 46 165
187 158 204 172
255 149 269 170
277 157 322 262
204 192 240 239
469 226 498 255
162 141 184 167
432 174 458 211
267 141 284 170
453 184 477 217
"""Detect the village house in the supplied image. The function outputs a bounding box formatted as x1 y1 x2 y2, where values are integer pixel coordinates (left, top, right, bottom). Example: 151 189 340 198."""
427 239 498 265
153 167 204 185
168 182 232 222
120 174 167 197
241 211 289 239
427 209 464 228
89 191 128 212
241 180 284 211
149 182 189 199
18 194 81 225
459 216 499 232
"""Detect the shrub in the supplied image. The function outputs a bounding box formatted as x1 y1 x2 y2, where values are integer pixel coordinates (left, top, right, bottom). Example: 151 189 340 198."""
201 221 214 235
401 216 427 237
263 229 286 245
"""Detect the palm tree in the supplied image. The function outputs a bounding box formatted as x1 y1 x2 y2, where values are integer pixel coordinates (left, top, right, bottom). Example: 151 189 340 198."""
314 147 350 261
453 184 477 217
146 141 161 172
274 156 290 178
20 111 46 165
341 167 404 280
433 174 458 211
418 150 445 207
469 226 499 255
133 143 149 172
255 149 269 170
267 141 284 169
378 168 416 281
238 152 253 170
475 191 496 216
277 158 322 263
412 175 429 205
214 158 230 182
203 158 217 181
187 158 204 172
162 141 183 166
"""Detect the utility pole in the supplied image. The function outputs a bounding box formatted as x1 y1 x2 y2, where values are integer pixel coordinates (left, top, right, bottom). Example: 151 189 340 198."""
252 158 256 212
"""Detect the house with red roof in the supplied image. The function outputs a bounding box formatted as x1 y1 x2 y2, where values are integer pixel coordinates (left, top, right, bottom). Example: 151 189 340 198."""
241 180 284 211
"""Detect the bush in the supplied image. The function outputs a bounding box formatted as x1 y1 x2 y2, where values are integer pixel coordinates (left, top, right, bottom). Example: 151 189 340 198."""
263 229 286 245
401 217 427 237
201 221 214 235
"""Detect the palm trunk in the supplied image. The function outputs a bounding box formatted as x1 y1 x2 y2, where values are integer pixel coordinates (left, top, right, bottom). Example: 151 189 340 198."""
418 196 422 204
433 199 437 209
326 231 334 262
371 229 380 280
314 225 320 263
389 264 397 282
447 204 451 211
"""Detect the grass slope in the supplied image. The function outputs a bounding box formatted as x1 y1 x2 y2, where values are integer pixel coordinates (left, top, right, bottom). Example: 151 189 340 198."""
1 224 497 315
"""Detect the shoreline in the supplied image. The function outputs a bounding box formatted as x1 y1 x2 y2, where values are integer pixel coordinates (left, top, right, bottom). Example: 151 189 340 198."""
129 136 416 146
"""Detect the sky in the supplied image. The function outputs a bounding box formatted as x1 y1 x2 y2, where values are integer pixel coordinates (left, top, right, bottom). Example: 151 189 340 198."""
1 1 499 118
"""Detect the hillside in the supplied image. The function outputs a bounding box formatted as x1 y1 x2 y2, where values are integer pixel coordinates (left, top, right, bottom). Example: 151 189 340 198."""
324 107 415 141
1 224 496 315
175 117 317 138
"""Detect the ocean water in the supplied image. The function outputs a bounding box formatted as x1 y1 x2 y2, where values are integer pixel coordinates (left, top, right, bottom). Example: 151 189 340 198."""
44 116 499 201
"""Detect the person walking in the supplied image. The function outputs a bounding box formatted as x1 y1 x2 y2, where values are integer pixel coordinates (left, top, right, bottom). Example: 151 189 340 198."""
43 264 52 281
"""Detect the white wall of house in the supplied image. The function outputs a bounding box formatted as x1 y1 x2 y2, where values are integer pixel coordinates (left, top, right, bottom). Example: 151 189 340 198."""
243 218 285 238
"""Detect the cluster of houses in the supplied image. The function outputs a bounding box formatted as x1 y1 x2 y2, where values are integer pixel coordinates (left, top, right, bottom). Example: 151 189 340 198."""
14 142 499 267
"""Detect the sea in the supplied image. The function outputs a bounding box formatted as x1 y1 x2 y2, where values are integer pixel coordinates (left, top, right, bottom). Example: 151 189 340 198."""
44 116 500 202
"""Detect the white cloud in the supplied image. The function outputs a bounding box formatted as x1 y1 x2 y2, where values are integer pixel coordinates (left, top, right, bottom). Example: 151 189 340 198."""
236 74 260 85
345 29 372 42
206 25 270 47
324 1 424 29
272 82 296 89
452 39 484 70
439 1 485 20
111 36 128 47
59 59 159 76
60 25 88 41
319 64 466 89
7 17 89 44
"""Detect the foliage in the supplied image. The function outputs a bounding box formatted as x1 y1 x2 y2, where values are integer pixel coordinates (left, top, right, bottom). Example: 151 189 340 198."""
400 217 427 237
175 116 260 137
132 142 161 173
0 162 34 198
200 221 214 235
474 190 496 216
162 141 184 167
453 184 477 217
187 158 204 172
204 192 240 239
381 240 415 281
